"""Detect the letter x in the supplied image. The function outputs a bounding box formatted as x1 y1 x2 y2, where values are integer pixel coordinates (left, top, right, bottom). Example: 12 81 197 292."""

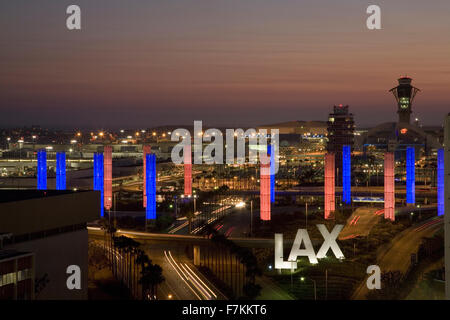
316 224 345 259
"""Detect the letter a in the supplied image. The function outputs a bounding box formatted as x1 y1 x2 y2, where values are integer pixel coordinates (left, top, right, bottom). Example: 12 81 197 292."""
366 5 381 30
366 265 381 290
288 229 318 265
66 5 81 30
66 265 81 289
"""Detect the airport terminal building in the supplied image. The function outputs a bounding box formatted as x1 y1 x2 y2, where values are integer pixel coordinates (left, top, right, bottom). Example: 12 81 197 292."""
0 190 98 300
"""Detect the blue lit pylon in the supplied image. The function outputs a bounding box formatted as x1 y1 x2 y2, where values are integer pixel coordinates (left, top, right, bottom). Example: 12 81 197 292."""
406 147 415 205
37 150 47 190
438 148 444 216
146 153 156 220
56 152 66 190
93 153 104 217
342 145 351 204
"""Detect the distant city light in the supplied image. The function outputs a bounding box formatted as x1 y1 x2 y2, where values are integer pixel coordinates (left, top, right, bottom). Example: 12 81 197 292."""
235 201 245 208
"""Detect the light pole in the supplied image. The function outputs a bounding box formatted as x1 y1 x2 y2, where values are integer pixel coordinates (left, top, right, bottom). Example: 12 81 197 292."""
250 200 253 237
305 201 308 229
193 195 197 213
301 276 317 300
290 262 295 290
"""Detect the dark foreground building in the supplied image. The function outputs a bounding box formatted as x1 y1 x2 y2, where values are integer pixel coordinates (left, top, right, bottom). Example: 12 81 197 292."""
0 190 98 300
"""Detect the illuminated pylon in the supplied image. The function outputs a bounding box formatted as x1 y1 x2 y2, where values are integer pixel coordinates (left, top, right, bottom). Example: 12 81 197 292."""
56 152 66 190
384 152 395 221
438 148 444 216
260 161 271 221
93 153 104 217
146 153 156 220
37 150 47 190
406 147 415 205
104 146 112 211
184 144 192 196
143 145 151 207
342 145 351 204
324 153 335 219
268 145 275 203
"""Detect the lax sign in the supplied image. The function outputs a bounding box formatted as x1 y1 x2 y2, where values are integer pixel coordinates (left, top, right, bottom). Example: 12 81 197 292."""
275 224 345 268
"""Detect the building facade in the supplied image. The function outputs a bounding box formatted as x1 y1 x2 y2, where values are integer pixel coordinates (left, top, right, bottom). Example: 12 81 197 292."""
0 190 98 300
327 105 355 173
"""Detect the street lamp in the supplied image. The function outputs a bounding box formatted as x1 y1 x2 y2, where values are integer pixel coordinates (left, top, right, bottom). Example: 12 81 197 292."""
235 200 252 237
250 200 253 237
300 276 317 300
305 201 308 229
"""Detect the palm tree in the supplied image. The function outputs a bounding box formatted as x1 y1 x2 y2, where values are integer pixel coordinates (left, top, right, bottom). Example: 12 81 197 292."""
135 250 150 299
140 263 165 300
104 223 117 276
205 225 262 298
136 250 165 300
117 236 141 295
113 236 127 284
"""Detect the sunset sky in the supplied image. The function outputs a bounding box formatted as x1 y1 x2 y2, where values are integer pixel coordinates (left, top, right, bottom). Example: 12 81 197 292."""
1 0 449 128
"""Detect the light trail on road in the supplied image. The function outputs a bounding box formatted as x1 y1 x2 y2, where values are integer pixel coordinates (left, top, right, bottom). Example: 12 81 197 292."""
414 217 443 232
164 250 218 300
164 250 203 300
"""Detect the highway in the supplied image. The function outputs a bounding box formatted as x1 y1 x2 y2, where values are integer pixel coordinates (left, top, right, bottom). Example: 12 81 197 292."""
152 249 225 300
339 207 383 240
352 216 443 300
88 227 290 248
88 227 296 300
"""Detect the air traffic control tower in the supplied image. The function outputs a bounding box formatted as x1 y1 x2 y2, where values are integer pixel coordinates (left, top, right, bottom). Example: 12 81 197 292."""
389 77 420 124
